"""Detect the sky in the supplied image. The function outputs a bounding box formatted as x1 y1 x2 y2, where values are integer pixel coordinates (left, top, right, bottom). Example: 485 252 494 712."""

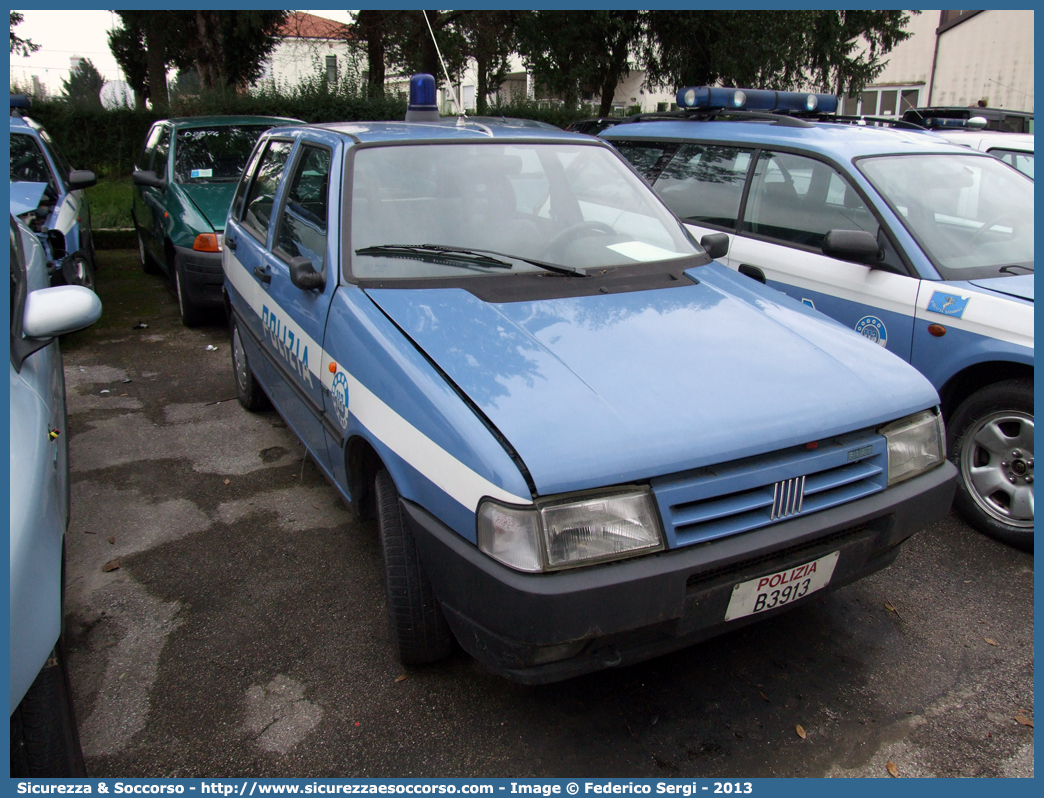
10 9 356 99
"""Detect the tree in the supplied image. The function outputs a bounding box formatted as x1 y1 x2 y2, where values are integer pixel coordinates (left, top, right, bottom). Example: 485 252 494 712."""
109 11 193 113
459 11 516 113
515 11 643 115
189 11 287 91
353 10 396 96
61 57 105 108
642 11 917 96
10 11 39 57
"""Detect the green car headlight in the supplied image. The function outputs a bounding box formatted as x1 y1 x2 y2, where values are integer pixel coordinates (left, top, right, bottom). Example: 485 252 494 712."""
477 488 665 573
880 409 946 486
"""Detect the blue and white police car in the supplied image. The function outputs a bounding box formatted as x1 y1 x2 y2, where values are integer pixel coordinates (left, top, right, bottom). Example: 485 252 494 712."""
222 75 956 683
10 95 98 290
603 87 1034 551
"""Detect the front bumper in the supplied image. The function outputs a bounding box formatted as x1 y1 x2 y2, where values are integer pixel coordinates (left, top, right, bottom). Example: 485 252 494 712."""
174 244 224 308
404 460 956 683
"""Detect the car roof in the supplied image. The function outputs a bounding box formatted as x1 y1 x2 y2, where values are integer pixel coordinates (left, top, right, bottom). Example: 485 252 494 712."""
295 119 592 144
162 115 303 129
601 117 989 161
9 113 40 133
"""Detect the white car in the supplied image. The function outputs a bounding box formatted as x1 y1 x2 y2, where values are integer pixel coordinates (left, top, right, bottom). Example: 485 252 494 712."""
932 130 1034 179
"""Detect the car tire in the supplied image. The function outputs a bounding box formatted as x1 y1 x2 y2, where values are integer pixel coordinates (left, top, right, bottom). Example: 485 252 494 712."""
948 379 1034 551
375 468 454 666
230 317 270 411
9 642 86 777
58 254 95 291
173 256 206 327
137 230 161 276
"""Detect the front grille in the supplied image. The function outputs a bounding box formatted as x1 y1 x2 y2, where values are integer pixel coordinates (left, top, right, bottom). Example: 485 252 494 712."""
652 430 887 549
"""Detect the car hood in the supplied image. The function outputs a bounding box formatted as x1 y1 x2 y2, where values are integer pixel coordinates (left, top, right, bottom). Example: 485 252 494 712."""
967 274 1034 302
365 263 939 496
10 182 48 217
177 182 238 232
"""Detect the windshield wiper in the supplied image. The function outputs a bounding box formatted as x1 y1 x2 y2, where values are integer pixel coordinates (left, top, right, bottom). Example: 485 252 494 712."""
355 244 513 270
999 264 1033 275
355 244 587 277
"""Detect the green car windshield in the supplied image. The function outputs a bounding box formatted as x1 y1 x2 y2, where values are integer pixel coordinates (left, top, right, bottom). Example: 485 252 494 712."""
175 125 273 184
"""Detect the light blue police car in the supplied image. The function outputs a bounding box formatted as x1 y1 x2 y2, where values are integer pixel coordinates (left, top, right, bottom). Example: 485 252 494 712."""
10 95 98 290
603 87 1033 551
222 75 956 683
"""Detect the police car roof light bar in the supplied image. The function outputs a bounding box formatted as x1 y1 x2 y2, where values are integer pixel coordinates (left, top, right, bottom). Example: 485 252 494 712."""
676 86 838 115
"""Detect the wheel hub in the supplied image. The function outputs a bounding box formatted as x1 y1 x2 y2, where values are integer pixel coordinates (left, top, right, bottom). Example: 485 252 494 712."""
961 411 1034 528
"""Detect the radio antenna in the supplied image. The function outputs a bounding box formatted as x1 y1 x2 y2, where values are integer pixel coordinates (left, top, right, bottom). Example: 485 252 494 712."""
422 10 464 117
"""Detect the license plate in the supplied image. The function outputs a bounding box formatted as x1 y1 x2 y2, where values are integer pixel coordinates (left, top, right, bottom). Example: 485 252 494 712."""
724 551 840 622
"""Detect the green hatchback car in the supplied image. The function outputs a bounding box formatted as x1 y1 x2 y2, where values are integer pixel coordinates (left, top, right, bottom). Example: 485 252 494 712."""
132 115 300 325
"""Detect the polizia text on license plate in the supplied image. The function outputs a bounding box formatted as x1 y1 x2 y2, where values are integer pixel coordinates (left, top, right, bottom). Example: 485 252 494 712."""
724 551 840 622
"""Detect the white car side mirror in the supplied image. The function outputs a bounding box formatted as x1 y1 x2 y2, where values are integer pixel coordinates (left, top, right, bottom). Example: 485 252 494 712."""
22 285 102 338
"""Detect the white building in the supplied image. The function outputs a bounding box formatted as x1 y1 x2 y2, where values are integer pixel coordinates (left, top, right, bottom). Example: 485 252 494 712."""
257 12 362 91
844 10 1034 116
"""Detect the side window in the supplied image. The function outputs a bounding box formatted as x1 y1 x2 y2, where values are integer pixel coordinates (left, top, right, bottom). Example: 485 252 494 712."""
987 148 1034 180
241 140 294 244
274 144 331 271
138 125 163 171
654 144 753 229
151 127 172 180
230 142 266 224
742 151 878 249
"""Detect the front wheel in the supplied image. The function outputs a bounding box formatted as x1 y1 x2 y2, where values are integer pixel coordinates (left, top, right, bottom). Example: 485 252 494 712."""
173 256 205 327
9 643 86 777
375 469 454 665
948 379 1033 551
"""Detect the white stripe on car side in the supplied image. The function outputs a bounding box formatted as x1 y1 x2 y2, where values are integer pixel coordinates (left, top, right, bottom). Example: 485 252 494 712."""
689 226 1033 351
224 252 533 510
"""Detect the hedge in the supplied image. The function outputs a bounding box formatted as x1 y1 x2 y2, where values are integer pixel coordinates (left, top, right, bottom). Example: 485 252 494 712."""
25 91 611 179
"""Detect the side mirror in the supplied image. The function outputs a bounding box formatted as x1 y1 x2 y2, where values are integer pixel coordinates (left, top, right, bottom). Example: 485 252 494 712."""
700 232 730 260
23 285 102 338
132 169 167 190
288 256 325 291
821 229 882 265
68 169 97 190
13 285 102 371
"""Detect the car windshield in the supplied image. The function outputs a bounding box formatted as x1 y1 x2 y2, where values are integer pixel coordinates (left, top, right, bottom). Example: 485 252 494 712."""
350 141 699 279
174 125 273 184
859 153 1033 279
10 132 54 187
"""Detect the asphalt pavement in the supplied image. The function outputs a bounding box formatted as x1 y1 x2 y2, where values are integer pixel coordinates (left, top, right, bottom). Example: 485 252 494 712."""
59 250 1034 778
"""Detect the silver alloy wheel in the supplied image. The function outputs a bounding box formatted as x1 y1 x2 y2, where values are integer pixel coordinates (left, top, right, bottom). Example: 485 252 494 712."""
232 324 250 393
961 410 1034 528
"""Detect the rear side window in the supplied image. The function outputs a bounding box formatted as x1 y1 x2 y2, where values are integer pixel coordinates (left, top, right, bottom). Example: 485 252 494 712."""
742 151 878 248
241 140 294 244
274 144 331 271
988 148 1034 180
653 144 753 229
230 143 267 224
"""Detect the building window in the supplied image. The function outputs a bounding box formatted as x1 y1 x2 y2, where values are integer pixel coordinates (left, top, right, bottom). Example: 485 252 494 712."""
879 90 898 116
900 89 920 113
326 55 337 85
860 91 878 115
939 10 982 31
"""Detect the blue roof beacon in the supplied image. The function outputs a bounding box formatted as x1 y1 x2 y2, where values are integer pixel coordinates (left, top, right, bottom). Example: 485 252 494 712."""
220 75 956 683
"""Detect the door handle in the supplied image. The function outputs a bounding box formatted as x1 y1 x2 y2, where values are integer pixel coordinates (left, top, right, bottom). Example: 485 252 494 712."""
224 235 237 251
738 264 766 284
253 266 272 284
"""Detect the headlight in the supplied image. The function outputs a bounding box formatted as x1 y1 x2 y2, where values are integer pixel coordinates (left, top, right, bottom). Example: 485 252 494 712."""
880 409 945 486
477 488 664 573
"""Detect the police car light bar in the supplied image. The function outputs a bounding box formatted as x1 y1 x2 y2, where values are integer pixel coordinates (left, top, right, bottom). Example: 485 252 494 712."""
676 86 838 115
405 73 440 122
